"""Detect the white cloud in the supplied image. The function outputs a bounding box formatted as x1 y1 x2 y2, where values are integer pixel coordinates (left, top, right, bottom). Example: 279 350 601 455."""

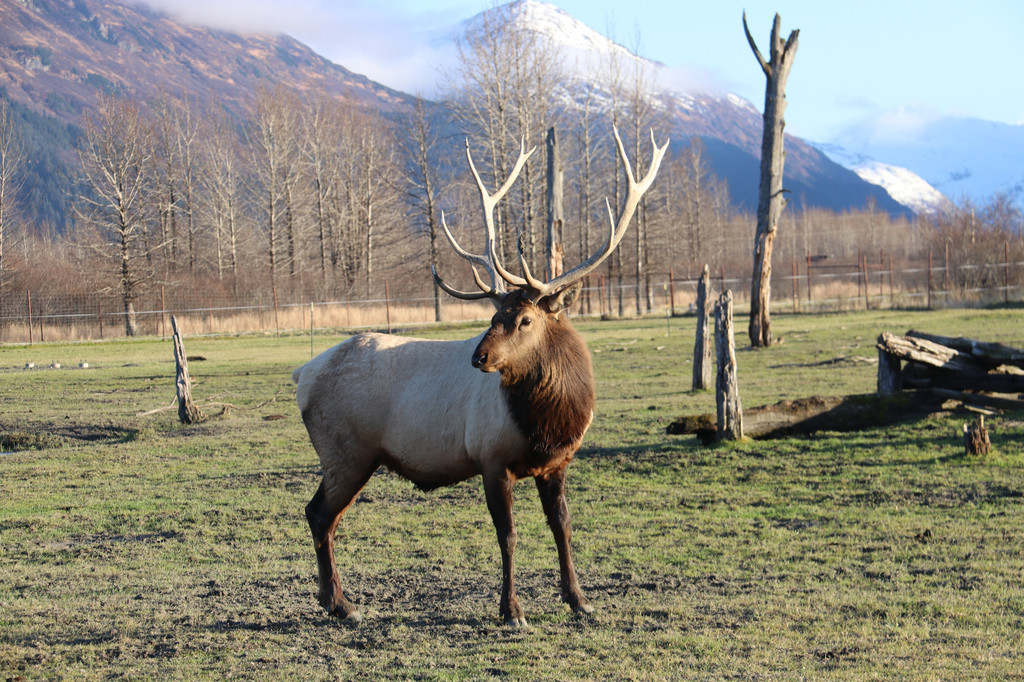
131 0 463 95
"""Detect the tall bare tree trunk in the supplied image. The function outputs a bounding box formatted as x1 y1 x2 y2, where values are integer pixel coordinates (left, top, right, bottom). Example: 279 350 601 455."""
744 12 799 348
545 126 564 279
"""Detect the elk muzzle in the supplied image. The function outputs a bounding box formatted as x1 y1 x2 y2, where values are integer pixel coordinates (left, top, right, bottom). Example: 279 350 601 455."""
471 338 499 373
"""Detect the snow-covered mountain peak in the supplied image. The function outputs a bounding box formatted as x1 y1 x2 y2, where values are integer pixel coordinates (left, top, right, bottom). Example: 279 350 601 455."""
812 142 949 215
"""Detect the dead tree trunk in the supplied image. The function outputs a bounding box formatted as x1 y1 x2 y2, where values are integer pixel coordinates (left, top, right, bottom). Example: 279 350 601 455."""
692 264 713 391
715 290 743 440
744 12 799 348
545 126 564 280
172 315 204 424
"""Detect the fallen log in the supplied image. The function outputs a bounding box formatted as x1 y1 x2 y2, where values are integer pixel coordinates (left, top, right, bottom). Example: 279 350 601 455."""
906 330 1024 369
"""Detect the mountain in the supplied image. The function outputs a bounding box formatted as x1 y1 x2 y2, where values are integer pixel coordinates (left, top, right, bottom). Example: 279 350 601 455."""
826 110 1024 210
0 0 411 125
0 0 415 231
1 0 920 232
494 0 913 218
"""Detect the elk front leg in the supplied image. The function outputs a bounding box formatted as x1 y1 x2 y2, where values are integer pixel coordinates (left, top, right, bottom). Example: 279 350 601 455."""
536 466 593 616
483 468 527 627
305 474 369 624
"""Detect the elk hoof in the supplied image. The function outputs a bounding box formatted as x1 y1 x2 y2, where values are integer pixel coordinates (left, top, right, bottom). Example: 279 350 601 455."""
504 616 529 629
328 606 362 625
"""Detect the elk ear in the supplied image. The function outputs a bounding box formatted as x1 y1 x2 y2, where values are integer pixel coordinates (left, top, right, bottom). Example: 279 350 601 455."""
543 282 582 315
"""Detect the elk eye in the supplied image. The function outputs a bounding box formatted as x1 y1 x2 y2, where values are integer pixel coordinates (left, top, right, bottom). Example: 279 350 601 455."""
520 316 532 328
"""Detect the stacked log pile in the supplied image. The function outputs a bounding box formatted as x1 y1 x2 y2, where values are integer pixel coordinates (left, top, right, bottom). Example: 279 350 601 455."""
877 331 1024 409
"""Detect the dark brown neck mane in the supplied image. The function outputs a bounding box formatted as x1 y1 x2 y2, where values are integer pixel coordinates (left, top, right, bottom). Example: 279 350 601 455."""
498 317 595 467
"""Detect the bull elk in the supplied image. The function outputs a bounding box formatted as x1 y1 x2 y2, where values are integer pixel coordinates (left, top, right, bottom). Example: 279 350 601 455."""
293 128 668 627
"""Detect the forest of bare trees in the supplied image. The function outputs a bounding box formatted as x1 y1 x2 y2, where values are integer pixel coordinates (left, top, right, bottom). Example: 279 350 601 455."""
0 7 1021 340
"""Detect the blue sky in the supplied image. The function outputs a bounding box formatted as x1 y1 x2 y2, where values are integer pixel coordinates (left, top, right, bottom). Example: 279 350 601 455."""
139 0 1024 142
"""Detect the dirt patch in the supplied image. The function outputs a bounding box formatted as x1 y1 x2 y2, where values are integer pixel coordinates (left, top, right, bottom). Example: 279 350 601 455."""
0 431 65 452
1 423 150 453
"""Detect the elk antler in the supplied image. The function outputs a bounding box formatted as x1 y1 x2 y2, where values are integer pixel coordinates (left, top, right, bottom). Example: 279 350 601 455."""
431 138 537 301
433 128 668 304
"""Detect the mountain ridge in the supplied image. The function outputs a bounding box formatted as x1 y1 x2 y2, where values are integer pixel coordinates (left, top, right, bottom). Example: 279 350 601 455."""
1 0 935 231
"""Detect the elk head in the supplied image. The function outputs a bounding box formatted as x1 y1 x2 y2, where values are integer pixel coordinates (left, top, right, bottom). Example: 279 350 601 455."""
433 128 669 377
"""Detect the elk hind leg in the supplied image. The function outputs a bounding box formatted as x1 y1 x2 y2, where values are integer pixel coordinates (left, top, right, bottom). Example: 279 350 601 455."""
536 467 593 616
305 469 371 623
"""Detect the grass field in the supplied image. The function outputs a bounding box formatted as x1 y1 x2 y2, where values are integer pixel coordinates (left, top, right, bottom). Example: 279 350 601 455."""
2 307 1023 680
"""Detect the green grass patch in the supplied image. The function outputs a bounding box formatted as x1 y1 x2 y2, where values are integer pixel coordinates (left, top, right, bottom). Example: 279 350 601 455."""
1 308 1023 679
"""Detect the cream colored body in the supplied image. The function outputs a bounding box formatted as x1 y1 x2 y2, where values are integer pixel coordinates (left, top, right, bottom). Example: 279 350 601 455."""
294 332 528 497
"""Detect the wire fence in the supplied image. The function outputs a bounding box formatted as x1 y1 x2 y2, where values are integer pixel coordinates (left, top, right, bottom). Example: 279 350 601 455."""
2 253 1022 345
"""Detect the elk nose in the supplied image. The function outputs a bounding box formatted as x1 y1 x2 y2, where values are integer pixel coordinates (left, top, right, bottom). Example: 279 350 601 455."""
471 351 487 369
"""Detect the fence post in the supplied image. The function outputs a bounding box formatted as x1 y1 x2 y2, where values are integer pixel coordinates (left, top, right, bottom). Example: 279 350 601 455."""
792 261 798 313
668 269 676 317
928 250 933 310
888 254 894 308
861 253 869 310
161 286 166 339
27 290 33 346
385 280 392 334
806 254 812 304
98 302 103 340
1006 241 1010 304
714 290 743 441
273 284 281 338
944 242 950 295
693 265 713 391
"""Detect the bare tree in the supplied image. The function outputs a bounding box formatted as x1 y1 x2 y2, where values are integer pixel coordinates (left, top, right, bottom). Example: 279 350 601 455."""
198 105 243 285
744 12 799 347
627 44 657 313
569 78 607 315
0 99 24 308
74 95 154 336
331 105 400 295
301 93 343 281
403 98 445 321
151 93 181 273
248 85 300 290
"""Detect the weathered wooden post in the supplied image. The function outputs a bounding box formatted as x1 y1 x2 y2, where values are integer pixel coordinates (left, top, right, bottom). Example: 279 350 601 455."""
876 333 902 394
171 315 204 424
715 290 743 440
692 265 713 391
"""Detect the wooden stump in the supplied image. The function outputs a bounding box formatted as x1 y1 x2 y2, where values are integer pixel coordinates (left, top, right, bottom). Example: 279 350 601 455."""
877 335 902 394
692 265 713 391
714 290 743 441
172 315 205 424
963 415 990 457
